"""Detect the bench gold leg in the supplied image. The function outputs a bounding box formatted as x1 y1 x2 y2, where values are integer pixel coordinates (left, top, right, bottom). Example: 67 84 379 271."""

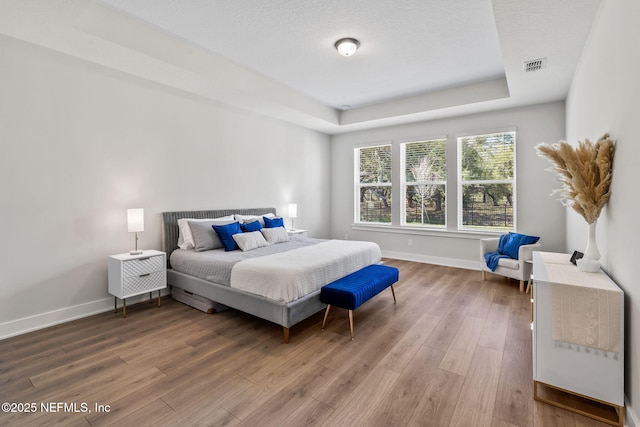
348 310 355 340
390 285 396 304
322 305 331 331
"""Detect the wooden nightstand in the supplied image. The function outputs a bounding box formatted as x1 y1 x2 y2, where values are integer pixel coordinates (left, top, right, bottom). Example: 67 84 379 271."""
287 229 308 239
108 249 167 317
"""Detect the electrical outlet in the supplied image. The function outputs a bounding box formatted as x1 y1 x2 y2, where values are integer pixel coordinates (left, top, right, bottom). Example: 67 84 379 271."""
408 239 413 246
344 233 349 240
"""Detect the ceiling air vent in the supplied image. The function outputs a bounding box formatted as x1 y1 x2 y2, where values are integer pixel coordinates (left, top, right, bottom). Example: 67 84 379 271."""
524 58 547 72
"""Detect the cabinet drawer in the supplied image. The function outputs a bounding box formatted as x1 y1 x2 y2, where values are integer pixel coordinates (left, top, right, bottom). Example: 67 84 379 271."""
122 255 164 277
123 270 166 296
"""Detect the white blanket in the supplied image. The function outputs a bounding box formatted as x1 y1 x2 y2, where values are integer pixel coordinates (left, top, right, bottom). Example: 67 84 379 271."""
230 240 382 303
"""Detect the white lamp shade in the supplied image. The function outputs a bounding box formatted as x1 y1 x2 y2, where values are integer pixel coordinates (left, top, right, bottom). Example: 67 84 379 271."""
288 204 298 218
127 208 144 232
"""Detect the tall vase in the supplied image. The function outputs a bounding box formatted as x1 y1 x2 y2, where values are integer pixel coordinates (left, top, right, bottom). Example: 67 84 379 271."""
584 221 601 261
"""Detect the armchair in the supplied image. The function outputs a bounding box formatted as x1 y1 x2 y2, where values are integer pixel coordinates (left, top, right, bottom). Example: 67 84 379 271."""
480 237 541 292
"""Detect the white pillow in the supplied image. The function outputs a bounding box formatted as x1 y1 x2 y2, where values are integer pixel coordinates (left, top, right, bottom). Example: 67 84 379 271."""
177 215 234 249
232 231 270 252
261 227 290 244
234 213 275 226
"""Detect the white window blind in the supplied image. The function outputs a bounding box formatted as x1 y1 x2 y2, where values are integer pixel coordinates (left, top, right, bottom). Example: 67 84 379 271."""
401 139 447 227
457 131 516 231
355 145 392 223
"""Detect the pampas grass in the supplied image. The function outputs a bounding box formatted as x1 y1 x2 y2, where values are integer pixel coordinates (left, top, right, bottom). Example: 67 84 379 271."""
536 134 615 224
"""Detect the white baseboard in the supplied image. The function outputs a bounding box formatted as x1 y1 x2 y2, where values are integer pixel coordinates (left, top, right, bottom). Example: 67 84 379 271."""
627 396 638 427
381 250 482 271
0 290 170 340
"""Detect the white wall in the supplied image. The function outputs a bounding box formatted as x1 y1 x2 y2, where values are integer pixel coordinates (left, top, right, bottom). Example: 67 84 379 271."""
565 1 640 425
0 35 331 338
331 102 566 268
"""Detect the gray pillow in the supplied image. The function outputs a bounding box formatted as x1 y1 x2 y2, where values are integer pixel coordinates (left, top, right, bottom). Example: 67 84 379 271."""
261 227 290 244
188 219 236 252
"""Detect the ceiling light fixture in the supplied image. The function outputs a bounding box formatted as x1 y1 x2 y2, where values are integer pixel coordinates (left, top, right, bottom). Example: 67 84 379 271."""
335 38 360 57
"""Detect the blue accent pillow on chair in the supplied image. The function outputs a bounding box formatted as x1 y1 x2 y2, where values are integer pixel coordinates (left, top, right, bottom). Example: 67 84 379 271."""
501 232 540 259
212 221 242 251
263 216 284 228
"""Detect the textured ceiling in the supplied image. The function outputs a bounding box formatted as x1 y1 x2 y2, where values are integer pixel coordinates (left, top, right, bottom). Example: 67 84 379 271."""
98 0 505 109
0 0 602 133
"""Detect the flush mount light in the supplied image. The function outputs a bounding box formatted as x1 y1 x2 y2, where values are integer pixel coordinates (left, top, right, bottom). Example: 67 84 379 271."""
335 38 360 57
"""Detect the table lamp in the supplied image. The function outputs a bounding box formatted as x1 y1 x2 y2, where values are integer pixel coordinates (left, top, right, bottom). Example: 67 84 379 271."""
127 208 144 255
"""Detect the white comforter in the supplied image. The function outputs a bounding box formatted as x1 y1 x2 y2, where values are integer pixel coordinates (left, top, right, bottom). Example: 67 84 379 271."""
229 240 381 303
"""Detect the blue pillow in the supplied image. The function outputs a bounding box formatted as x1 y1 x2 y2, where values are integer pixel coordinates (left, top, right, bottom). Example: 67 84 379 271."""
240 220 262 233
497 233 511 254
212 221 242 251
500 232 539 259
263 216 284 228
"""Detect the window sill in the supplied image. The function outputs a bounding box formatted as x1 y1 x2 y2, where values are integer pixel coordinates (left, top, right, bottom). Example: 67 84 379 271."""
351 223 503 240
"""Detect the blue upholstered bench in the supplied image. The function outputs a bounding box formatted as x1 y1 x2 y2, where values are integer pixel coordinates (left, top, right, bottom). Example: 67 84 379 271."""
320 264 399 340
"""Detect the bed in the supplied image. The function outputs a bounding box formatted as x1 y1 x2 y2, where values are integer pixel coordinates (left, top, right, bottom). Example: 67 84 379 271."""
161 208 381 343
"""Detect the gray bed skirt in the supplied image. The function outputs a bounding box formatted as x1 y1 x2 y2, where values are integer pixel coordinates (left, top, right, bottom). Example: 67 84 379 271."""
167 269 326 328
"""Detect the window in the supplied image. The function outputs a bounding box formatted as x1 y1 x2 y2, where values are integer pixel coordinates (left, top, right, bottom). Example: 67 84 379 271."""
457 131 515 231
401 139 447 227
355 145 392 223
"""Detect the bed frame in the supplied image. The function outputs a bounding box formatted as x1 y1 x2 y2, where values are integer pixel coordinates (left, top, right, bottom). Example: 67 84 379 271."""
161 208 327 343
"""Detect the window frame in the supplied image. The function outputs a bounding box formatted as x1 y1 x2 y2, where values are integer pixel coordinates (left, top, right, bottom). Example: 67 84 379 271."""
400 138 448 229
352 129 517 235
354 143 393 225
456 131 517 232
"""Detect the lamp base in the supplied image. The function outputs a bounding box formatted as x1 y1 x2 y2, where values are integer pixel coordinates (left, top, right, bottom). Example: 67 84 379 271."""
130 231 143 255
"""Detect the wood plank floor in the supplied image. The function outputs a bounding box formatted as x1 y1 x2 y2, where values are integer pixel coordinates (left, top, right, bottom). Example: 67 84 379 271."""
0 260 620 426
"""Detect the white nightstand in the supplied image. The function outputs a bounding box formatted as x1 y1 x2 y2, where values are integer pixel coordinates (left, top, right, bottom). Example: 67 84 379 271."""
108 249 167 317
287 229 308 239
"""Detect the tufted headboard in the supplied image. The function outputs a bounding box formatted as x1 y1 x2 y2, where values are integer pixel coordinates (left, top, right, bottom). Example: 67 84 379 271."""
161 207 277 268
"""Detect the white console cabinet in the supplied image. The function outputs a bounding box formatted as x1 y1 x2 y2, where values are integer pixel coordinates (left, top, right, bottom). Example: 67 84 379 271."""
532 251 624 426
